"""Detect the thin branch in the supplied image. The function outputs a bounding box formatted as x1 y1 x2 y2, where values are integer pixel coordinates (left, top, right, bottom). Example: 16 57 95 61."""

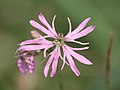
105 32 114 90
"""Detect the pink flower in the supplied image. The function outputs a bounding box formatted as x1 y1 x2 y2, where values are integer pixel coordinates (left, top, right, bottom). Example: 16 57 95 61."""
16 13 95 77
28 13 95 77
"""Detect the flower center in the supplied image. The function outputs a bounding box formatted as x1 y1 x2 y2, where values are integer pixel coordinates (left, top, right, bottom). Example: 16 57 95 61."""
53 33 64 47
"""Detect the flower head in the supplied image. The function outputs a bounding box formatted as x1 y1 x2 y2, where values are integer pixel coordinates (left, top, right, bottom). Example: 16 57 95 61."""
16 13 95 77
17 51 35 74
29 13 95 77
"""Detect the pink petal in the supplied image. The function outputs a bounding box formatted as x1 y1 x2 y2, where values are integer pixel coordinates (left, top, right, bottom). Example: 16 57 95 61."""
29 20 54 37
65 45 89 51
52 15 58 36
60 53 66 70
38 14 57 37
43 45 54 58
65 45 92 65
43 48 48 58
71 25 96 40
65 40 89 45
65 17 91 38
67 17 72 35
63 47 80 76
50 50 59 77
57 47 69 69
18 45 51 51
19 38 40 46
52 15 57 35
38 13 51 29
44 48 57 77
20 38 53 46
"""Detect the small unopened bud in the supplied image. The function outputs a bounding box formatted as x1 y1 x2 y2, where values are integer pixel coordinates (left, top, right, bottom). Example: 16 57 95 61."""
30 30 41 38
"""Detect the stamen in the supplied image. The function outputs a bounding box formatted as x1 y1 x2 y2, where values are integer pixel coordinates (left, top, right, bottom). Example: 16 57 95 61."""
53 38 64 47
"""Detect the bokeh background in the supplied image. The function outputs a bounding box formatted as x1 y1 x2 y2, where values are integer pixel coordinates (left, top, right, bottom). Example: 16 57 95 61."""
0 0 120 90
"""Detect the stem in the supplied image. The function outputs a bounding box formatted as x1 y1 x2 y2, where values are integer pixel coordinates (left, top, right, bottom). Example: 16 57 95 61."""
105 32 114 90
59 72 64 90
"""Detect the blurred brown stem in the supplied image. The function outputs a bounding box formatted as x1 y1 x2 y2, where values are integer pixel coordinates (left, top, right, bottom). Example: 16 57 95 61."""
105 32 114 90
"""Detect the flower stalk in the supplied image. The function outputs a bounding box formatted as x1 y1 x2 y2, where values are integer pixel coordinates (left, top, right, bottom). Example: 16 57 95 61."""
105 32 114 90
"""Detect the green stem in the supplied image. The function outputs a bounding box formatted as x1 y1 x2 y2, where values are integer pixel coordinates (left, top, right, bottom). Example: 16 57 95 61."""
105 32 114 90
59 72 64 90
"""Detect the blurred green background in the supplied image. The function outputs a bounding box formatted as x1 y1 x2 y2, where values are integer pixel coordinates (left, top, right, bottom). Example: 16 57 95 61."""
0 0 120 90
